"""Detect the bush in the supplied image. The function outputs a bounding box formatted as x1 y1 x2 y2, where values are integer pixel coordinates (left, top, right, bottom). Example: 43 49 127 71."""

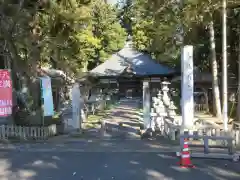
13 110 62 127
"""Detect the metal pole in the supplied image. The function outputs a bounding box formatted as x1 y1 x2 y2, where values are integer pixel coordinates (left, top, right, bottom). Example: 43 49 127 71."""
222 0 228 131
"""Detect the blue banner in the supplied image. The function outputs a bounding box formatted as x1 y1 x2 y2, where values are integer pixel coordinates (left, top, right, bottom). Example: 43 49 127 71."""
40 76 54 116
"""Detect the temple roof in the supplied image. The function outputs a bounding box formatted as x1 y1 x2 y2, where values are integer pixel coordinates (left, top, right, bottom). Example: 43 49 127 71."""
90 42 175 77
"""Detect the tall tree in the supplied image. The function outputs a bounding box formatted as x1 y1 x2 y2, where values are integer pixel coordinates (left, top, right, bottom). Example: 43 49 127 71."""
129 0 225 117
0 0 126 111
92 0 126 66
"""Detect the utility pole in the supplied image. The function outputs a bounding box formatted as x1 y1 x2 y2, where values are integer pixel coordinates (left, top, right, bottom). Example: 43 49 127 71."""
222 0 228 131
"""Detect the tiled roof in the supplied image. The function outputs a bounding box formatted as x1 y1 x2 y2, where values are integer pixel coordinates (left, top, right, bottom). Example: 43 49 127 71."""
90 42 175 77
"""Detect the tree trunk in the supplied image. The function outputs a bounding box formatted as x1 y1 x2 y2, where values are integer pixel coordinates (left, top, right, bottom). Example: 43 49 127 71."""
237 21 240 121
28 42 41 111
209 20 222 119
200 87 209 112
82 61 89 72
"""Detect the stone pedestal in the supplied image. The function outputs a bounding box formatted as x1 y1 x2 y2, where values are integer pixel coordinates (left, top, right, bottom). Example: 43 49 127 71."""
168 101 177 124
149 90 166 132
162 81 171 107
150 108 157 131
152 97 158 109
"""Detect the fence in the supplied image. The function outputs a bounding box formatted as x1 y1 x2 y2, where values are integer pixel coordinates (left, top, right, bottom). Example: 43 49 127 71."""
162 118 240 147
85 100 107 115
0 124 57 140
161 118 240 159
179 132 234 159
194 103 208 113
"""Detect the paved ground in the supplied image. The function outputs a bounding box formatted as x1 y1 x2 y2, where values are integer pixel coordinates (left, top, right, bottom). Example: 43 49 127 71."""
0 138 179 152
0 150 239 180
1 99 239 179
102 98 143 139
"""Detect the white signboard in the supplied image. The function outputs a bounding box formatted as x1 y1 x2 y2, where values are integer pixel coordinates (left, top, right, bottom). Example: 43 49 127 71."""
181 45 194 128
40 76 54 117
71 83 81 130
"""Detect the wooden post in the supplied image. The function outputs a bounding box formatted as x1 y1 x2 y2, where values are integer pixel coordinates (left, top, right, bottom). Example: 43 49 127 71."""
100 120 106 137
203 136 209 154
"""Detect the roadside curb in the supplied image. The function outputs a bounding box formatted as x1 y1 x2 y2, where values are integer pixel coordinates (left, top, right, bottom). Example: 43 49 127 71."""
0 147 178 153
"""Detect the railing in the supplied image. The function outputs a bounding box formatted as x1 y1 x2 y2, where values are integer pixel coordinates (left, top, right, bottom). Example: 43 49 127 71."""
161 118 240 147
0 124 57 140
162 117 180 140
178 131 238 160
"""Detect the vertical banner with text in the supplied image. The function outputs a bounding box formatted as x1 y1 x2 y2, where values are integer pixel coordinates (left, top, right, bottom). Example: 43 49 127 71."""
0 70 12 117
40 76 54 117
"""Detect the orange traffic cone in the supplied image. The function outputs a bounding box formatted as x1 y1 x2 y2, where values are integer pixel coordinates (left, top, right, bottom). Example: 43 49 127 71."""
179 138 195 168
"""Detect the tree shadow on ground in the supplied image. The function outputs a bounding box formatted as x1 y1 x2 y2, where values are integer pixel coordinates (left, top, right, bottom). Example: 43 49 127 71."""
0 148 240 180
109 110 141 119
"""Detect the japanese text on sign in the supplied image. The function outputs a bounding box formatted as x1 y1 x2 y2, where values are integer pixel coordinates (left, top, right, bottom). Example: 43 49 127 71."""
0 71 10 79
0 100 12 106
0 70 12 117
0 107 12 115
0 80 11 88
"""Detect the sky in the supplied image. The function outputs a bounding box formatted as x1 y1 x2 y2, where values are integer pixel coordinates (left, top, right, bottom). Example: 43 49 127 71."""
106 0 118 4
106 0 127 9
106 0 124 5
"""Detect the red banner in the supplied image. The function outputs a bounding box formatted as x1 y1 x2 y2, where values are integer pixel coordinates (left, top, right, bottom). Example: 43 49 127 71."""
0 70 12 117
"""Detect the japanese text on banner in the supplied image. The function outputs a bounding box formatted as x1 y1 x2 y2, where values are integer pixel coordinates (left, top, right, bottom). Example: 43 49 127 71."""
0 70 12 117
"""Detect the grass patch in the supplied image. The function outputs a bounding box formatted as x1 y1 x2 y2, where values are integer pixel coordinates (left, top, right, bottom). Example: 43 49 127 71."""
83 100 118 129
84 113 106 129
87 113 106 122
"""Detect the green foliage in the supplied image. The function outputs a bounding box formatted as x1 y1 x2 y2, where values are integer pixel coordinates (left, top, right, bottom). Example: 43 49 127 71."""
0 0 127 77
92 0 127 62
0 0 127 112
129 0 240 70
129 0 181 67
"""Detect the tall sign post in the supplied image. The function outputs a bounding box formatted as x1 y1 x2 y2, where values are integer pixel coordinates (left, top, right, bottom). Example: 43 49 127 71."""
181 45 194 130
0 70 12 117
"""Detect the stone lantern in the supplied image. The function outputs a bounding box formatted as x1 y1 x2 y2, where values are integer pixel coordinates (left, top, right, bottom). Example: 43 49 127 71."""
156 95 166 115
154 91 166 131
168 101 177 118
157 90 162 99
162 81 171 106
152 97 158 109
150 108 157 132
